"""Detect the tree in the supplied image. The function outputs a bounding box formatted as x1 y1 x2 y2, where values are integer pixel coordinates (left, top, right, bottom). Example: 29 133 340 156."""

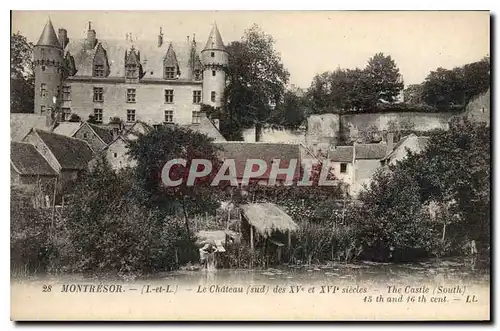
126 124 224 238
61 158 195 276
404 84 424 105
11 33 35 113
350 119 490 262
269 91 307 129
223 25 290 140
365 52 404 103
422 57 490 108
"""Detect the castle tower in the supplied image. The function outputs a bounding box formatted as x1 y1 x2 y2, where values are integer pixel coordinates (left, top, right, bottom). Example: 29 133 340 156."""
34 19 63 116
201 23 228 108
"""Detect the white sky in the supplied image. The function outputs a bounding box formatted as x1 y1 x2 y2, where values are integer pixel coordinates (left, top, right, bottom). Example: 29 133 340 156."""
12 11 490 89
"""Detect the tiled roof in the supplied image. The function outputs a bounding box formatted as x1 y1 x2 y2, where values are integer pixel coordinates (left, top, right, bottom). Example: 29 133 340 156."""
11 142 57 176
214 142 301 181
33 129 94 170
184 117 226 142
66 37 203 80
329 143 388 162
10 114 48 142
328 146 353 162
382 134 430 161
355 143 388 160
53 122 82 137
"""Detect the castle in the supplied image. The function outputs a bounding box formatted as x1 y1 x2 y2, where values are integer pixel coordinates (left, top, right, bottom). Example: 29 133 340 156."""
34 19 228 126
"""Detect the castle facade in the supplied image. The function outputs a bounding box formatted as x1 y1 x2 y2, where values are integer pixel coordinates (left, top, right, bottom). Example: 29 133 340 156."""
34 19 228 126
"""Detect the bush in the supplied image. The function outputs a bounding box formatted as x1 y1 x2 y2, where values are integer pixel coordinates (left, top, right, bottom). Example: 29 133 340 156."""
291 222 360 265
11 187 55 276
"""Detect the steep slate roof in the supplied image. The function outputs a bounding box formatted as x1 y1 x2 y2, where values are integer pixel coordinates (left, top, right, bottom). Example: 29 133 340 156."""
52 122 82 137
329 143 388 162
184 117 226 142
37 19 61 48
87 123 114 145
204 24 225 50
215 142 301 181
66 38 203 80
33 129 94 170
11 142 57 176
10 114 49 142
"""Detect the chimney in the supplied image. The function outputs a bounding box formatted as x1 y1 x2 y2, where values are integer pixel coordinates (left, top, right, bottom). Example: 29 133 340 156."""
386 132 394 155
112 127 120 140
86 22 97 49
158 27 163 47
58 28 69 49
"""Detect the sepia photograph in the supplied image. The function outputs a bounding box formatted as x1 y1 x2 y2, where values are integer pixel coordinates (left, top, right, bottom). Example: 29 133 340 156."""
9 10 491 321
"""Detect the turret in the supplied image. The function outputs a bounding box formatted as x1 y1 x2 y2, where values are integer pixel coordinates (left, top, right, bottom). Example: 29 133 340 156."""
201 23 228 108
34 19 63 118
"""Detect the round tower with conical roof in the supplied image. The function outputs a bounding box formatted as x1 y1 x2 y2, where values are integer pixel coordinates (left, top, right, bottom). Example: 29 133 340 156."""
201 23 228 108
34 19 63 115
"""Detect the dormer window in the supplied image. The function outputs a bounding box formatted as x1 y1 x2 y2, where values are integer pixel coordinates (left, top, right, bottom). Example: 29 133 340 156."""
126 64 137 79
94 64 105 77
194 69 202 81
164 66 176 80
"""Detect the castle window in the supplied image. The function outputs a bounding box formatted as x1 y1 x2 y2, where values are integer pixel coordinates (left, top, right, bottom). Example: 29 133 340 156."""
40 106 46 114
62 108 71 121
193 91 202 104
62 86 71 101
211 52 215 58
164 66 176 79
94 64 105 77
114 153 118 158
192 111 201 124
126 89 136 103
211 91 216 102
40 83 47 98
93 109 103 123
212 70 216 77
127 109 136 123
164 110 174 123
93 87 104 102
164 89 174 103
194 69 201 81
340 163 347 173
126 64 137 79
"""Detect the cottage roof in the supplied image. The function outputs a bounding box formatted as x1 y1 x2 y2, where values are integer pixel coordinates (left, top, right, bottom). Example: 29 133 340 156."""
329 143 388 162
328 146 353 162
32 129 94 170
11 142 57 176
240 203 298 237
184 116 226 142
382 134 430 161
10 114 48 142
36 19 61 48
52 122 82 137
204 23 225 51
66 37 202 80
87 123 114 145
215 142 301 181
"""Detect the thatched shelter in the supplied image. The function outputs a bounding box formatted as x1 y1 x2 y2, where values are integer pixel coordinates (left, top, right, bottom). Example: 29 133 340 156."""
240 203 298 237
240 203 298 257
